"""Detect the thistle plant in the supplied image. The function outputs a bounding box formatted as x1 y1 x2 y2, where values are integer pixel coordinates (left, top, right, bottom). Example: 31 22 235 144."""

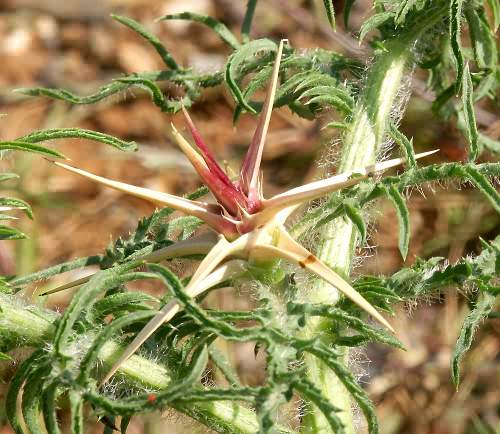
0 1 499 434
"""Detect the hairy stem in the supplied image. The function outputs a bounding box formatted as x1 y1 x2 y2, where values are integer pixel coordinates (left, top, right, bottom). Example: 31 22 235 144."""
300 40 410 434
0 294 293 434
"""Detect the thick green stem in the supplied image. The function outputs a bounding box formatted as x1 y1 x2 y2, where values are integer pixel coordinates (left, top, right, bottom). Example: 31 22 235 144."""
300 40 411 434
0 294 292 434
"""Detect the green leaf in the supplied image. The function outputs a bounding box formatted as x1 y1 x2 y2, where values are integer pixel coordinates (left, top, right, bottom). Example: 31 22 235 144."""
388 123 417 169
0 141 65 159
295 303 404 349
343 203 367 244
184 344 209 384
384 185 410 260
298 85 354 114
6 351 41 434
225 39 277 114
0 225 27 240
241 0 258 42
112 15 178 70
463 165 500 212
325 121 348 130
15 80 129 104
19 128 137 152
293 379 345 433
304 94 353 114
451 292 496 387
22 367 48 434
41 384 62 434
322 0 336 29
461 65 479 161
359 12 393 42
159 13 240 49
449 0 465 92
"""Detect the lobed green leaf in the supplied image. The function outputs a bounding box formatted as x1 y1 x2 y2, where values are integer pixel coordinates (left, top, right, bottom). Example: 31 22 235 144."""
225 39 277 114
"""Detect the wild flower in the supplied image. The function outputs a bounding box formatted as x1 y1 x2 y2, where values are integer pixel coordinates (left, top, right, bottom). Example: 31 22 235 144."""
1 2 498 432
46 40 435 383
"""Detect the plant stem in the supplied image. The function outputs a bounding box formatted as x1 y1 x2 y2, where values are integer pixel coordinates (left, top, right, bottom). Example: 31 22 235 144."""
0 294 294 434
300 40 410 434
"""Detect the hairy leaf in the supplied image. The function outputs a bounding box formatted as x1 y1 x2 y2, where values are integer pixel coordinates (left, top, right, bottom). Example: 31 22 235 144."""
449 0 465 91
384 185 410 260
388 123 417 169
0 141 65 159
462 65 479 161
451 292 496 387
343 202 367 244
19 128 137 152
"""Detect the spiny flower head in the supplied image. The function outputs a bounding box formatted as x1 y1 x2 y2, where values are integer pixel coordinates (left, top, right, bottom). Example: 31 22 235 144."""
46 39 437 383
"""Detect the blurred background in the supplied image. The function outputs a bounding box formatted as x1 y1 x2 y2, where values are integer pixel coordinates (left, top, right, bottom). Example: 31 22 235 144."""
0 0 498 433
